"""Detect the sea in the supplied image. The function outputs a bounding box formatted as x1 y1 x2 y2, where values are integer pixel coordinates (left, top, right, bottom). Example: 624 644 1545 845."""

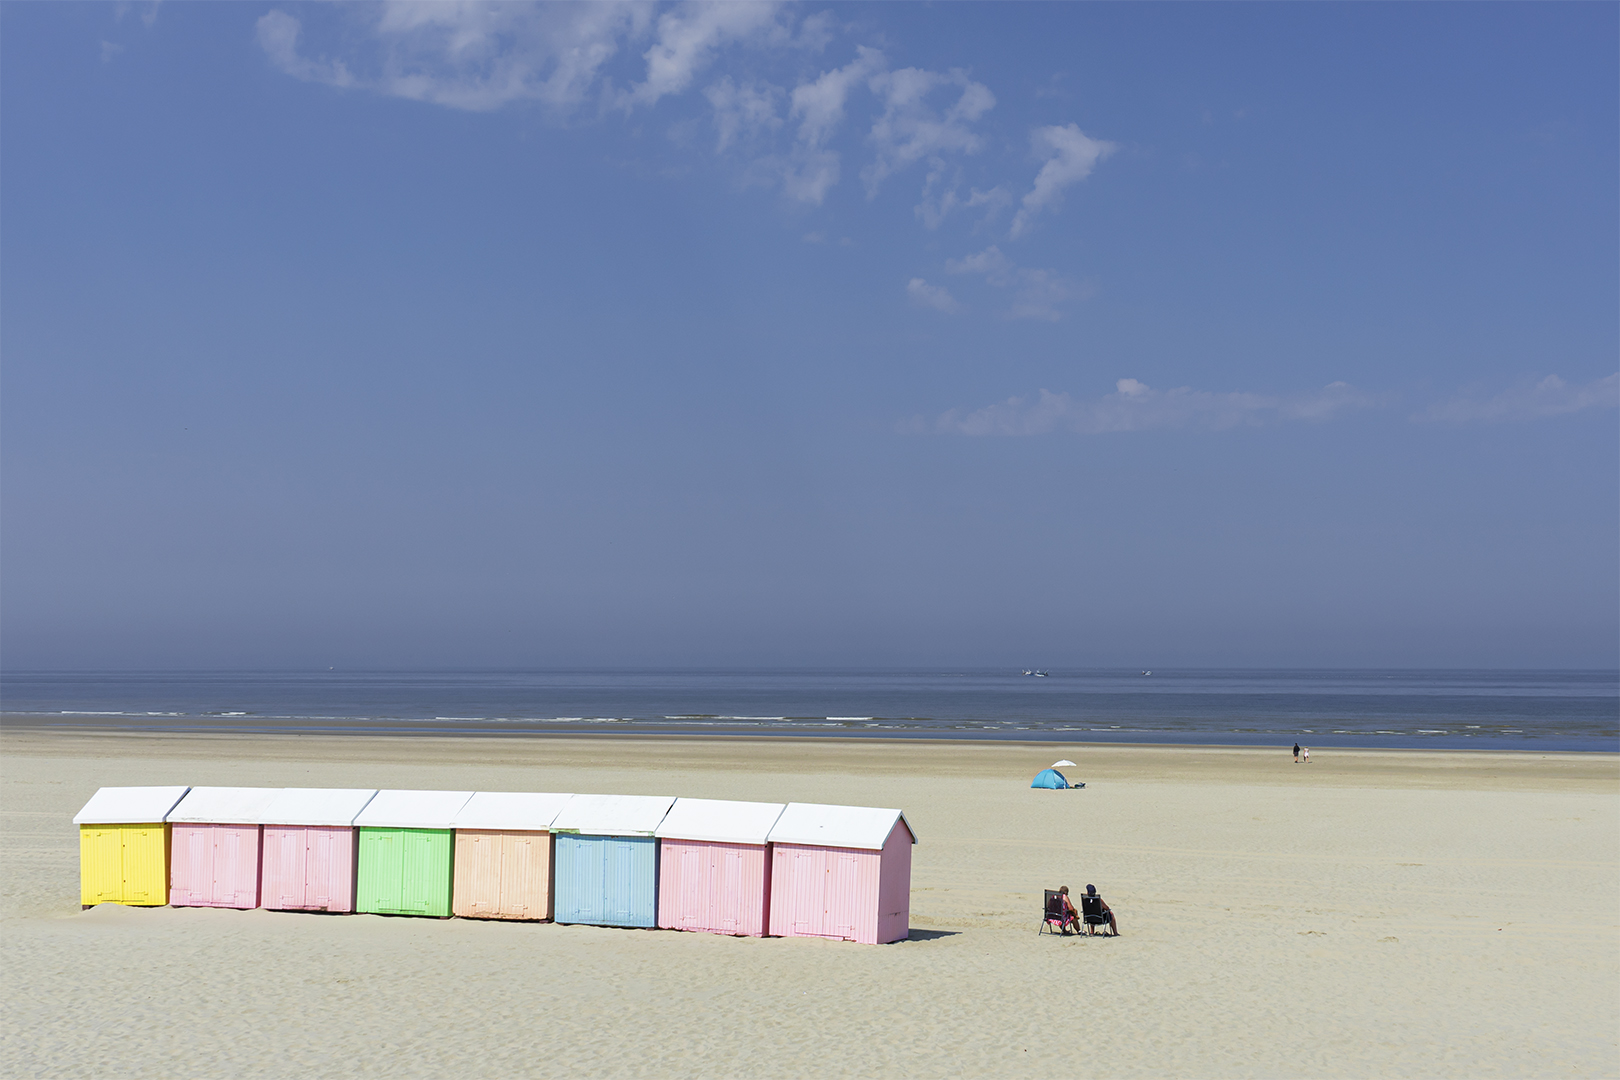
2 669 1616 751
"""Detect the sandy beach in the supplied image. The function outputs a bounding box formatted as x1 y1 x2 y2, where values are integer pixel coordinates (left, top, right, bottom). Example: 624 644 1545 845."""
1 728 1615 1078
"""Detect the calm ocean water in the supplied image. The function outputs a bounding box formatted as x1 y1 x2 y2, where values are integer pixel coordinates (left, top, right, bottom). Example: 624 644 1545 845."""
2 669 1615 751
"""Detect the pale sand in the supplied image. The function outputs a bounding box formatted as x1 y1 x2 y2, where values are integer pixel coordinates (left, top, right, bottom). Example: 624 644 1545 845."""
1 730 1615 1079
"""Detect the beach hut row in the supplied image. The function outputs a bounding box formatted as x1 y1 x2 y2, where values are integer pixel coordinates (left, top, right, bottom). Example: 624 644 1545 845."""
72 786 917 944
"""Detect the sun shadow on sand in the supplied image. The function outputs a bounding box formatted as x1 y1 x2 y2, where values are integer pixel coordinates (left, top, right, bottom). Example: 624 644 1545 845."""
903 928 960 941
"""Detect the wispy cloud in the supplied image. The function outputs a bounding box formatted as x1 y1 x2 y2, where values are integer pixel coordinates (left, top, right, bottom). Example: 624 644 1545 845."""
256 4 1111 230
861 67 995 197
257 10 356 89
926 379 1372 435
1010 123 1115 238
771 45 886 204
704 76 782 152
622 2 784 109
915 160 1009 229
944 245 1090 321
1417 373 1619 423
906 278 956 312
258 4 646 111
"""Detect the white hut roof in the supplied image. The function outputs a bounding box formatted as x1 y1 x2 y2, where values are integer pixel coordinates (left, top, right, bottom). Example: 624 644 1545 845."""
166 787 282 823
353 789 474 830
550 794 675 837
72 786 191 825
452 792 574 831
257 788 378 827
654 798 786 845
767 802 917 850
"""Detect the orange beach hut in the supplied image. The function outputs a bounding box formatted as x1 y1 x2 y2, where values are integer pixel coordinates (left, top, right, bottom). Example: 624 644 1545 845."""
450 791 573 921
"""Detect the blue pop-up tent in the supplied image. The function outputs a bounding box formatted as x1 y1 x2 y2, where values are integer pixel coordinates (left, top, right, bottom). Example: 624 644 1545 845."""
1030 768 1070 789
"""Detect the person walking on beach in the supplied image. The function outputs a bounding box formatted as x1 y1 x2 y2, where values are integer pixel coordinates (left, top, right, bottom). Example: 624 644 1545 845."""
1301 746 1310 764
1293 741 1301 763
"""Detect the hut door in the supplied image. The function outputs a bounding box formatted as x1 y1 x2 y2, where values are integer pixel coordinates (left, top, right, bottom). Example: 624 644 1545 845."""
679 845 704 930
364 830 404 911
605 839 635 925
401 831 433 912
269 828 308 908
122 826 166 904
304 827 333 909
467 834 498 915
215 827 244 905
789 849 828 937
828 853 860 940
714 847 742 934
501 835 531 918
82 826 123 904
175 826 210 904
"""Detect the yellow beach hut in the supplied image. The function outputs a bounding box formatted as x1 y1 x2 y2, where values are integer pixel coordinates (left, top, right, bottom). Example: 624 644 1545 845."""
73 786 190 907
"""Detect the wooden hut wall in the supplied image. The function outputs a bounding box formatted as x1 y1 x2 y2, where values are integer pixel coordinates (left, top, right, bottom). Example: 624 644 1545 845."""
656 839 770 937
78 823 169 907
356 828 455 917
553 834 658 927
170 823 263 909
451 830 553 921
262 825 359 913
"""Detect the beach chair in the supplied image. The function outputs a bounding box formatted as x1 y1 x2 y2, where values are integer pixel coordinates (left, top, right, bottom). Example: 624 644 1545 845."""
1039 890 1075 935
1080 893 1114 936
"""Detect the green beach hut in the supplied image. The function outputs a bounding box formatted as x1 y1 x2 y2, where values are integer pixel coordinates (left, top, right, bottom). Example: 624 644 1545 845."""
353 789 474 917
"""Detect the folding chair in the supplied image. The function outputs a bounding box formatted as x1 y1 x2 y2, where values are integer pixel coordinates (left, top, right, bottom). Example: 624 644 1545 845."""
1039 889 1075 935
1080 893 1115 936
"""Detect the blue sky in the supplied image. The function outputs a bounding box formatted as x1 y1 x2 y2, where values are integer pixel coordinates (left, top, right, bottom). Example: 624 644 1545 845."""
3 2 1616 670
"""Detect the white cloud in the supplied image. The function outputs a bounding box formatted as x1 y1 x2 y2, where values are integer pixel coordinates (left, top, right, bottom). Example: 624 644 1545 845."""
624 1 784 109
793 11 836 53
767 45 885 204
932 379 1371 435
254 6 1119 258
906 278 956 312
944 245 1088 320
1010 123 1116 238
945 245 1012 280
100 41 125 64
862 67 994 196
915 158 1009 229
704 76 782 152
256 11 356 90
257 5 654 110
1417 373 1619 423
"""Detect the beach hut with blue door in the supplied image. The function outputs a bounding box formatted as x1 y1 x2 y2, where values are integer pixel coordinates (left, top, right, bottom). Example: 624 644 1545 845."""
354 789 473 918
550 794 675 928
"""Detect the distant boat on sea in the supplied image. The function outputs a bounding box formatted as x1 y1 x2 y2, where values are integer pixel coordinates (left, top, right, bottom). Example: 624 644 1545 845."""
1142 670 1152 676
1021 670 1049 677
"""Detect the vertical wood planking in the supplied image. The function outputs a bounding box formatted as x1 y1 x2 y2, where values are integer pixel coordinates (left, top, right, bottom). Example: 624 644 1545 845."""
657 839 770 936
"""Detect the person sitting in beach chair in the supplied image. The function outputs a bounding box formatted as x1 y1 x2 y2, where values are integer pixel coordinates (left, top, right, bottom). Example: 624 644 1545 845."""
1040 887 1082 935
1080 884 1119 936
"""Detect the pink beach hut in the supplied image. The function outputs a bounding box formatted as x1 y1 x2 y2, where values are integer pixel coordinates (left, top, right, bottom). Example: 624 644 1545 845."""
258 788 378 914
654 798 785 937
766 803 917 945
166 786 282 909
